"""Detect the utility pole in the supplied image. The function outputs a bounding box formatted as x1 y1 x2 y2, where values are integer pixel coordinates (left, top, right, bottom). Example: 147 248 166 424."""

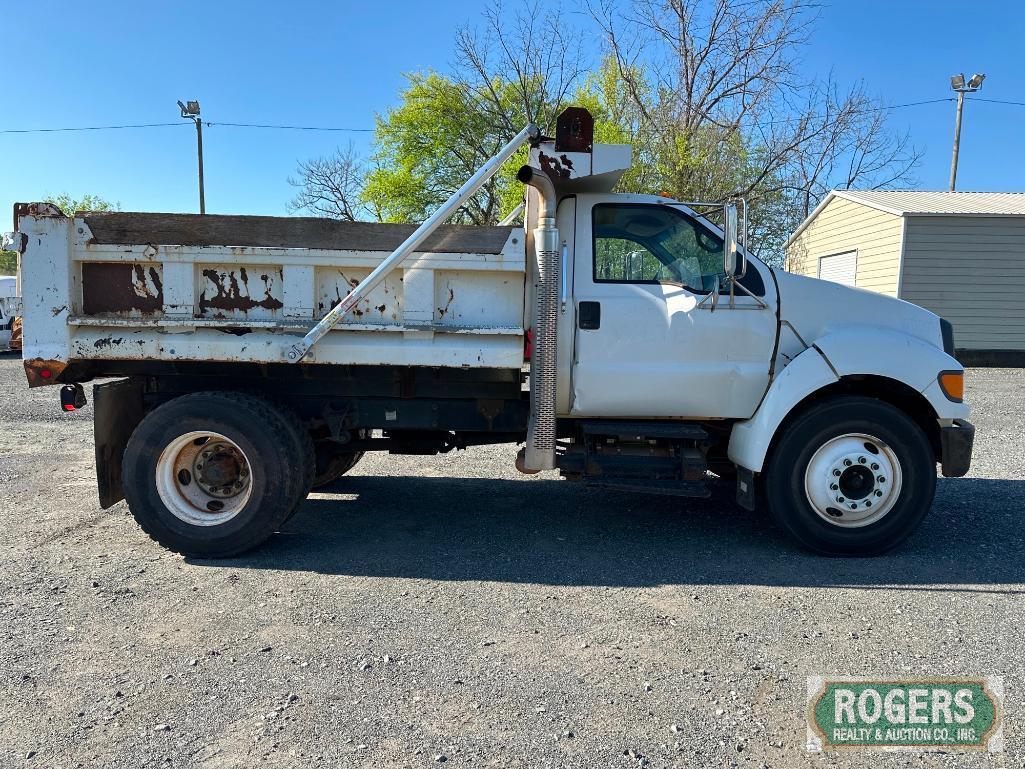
948 73 985 191
177 100 205 213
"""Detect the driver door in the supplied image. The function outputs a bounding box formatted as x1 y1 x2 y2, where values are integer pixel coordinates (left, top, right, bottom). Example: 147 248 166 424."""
569 196 777 419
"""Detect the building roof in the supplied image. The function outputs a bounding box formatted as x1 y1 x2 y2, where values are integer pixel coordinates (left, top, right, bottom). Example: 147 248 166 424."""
834 190 1025 216
785 189 1025 248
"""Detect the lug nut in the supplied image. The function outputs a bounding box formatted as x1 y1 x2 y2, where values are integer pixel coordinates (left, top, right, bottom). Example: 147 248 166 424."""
871 463 879 470
876 490 884 497
833 469 841 477
877 476 886 483
850 504 857 510
858 456 866 464
830 484 839 491
865 500 872 507
844 459 852 467
837 496 845 503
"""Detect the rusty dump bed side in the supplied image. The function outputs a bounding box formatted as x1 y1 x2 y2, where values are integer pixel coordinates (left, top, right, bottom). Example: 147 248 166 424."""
16 206 528 386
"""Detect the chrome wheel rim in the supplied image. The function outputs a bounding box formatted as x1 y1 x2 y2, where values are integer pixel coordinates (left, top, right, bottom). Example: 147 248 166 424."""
155 431 252 526
803 432 902 528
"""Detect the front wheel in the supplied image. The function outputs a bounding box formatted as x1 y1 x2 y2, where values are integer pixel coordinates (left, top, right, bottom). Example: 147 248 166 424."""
764 396 936 556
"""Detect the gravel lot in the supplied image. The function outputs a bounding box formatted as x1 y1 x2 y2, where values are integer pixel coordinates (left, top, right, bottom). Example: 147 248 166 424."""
0 353 1022 769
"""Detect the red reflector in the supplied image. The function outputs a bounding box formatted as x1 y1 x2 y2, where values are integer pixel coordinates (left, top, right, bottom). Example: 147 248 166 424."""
40 369 52 379
524 329 533 361
63 404 76 411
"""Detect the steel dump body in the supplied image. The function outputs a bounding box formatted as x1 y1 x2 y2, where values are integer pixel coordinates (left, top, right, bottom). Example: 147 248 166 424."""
19 209 527 378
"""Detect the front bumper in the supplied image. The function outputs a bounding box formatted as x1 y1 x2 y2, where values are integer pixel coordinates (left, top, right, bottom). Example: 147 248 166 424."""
940 419 975 477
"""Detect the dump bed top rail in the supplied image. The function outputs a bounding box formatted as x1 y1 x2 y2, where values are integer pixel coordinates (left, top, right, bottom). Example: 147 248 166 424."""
82 212 514 254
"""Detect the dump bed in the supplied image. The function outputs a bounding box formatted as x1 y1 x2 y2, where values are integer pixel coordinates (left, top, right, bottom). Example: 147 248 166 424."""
14 205 527 384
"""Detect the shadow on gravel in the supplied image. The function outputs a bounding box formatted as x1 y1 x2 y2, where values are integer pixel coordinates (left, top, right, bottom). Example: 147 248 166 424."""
200 476 1025 590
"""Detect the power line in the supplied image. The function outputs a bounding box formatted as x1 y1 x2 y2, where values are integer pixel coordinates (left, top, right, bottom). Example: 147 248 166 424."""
967 96 1025 107
0 121 189 134
206 121 375 132
0 120 375 135
2 96 1022 136
756 97 954 127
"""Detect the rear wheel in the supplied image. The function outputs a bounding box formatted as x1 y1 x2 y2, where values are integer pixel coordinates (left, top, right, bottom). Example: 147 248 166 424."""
123 392 312 558
311 430 368 490
765 396 935 556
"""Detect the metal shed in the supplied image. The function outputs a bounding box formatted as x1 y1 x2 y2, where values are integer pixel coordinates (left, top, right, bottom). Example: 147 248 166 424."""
785 190 1025 365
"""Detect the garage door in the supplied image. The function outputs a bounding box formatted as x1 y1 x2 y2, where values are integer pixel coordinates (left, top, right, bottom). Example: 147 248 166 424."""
818 251 857 286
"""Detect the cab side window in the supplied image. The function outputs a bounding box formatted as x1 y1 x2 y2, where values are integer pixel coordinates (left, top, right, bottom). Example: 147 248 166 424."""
592 203 726 293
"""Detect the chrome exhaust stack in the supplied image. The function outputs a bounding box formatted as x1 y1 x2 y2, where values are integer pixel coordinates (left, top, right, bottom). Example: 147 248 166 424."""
517 165 560 472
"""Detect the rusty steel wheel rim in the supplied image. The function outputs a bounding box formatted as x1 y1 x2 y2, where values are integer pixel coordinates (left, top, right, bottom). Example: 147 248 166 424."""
155 431 253 526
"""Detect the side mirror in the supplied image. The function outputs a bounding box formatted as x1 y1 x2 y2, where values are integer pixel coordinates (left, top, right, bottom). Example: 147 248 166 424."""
723 203 739 277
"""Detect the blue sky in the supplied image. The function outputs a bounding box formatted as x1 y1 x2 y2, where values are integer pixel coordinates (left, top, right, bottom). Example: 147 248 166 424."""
3 1 1024 220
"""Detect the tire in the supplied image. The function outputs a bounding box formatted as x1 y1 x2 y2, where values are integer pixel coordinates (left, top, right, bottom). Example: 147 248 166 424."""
122 392 313 558
764 395 935 556
311 431 368 490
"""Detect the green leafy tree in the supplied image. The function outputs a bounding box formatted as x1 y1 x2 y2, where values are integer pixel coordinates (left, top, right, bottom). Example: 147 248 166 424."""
0 250 16 276
293 1 583 226
45 193 119 216
363 72 538 225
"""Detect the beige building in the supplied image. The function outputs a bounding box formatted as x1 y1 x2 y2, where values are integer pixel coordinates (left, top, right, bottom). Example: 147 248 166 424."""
785 190 1025 364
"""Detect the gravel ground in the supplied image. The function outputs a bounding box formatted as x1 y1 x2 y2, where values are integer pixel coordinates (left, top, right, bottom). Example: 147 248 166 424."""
0 353 1021 769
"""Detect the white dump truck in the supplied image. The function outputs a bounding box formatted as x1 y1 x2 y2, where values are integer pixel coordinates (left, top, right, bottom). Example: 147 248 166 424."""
10 108 973 557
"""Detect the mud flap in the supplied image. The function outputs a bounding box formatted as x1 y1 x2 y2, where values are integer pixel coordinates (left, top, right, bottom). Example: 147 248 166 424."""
93 377 145 508
736 466 757 511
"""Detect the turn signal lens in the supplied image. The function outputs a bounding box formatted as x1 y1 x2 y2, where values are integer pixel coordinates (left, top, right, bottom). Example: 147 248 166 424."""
938 371 964 402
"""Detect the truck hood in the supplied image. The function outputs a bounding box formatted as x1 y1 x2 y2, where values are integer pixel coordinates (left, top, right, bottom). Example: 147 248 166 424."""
771 268 945 355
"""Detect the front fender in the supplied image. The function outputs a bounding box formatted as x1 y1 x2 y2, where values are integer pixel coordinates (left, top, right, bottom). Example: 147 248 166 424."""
727 346 838 472
814 325 969 422
728 326 969 473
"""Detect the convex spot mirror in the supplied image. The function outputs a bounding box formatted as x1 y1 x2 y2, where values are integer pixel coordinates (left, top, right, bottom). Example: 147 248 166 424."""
723 203 739 277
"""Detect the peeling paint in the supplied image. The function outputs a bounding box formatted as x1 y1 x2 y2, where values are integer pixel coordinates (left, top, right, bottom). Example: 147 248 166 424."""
198 267 283 314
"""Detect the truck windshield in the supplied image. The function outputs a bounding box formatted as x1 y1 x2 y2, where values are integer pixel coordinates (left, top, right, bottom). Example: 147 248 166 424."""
592 203 724 293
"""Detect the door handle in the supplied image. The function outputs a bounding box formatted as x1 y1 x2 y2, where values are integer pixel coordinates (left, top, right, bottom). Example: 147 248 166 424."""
578 301 601 330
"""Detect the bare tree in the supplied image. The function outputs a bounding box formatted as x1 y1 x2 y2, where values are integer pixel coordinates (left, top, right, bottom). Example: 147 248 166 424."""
287 144 375 220
454 0 588 135
592 0 920 262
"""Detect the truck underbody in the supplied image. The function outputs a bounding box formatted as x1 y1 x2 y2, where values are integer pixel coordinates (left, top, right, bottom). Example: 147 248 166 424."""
90 362 733 511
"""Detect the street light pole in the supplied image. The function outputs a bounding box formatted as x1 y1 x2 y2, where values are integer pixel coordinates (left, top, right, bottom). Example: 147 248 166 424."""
949 90 965 192
177 100 205 213
948 73 985 192
195 117 205 214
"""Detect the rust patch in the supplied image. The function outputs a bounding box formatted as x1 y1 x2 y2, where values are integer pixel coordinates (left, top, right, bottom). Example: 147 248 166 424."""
82 263 163 315
92 337 124 350
14 202 64 230
537 152 573 179
437 288 455 319
198 267 283 314
24 358 68 388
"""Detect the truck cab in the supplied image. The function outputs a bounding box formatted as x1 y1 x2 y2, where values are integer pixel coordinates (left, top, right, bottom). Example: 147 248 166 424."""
9 107 973 559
